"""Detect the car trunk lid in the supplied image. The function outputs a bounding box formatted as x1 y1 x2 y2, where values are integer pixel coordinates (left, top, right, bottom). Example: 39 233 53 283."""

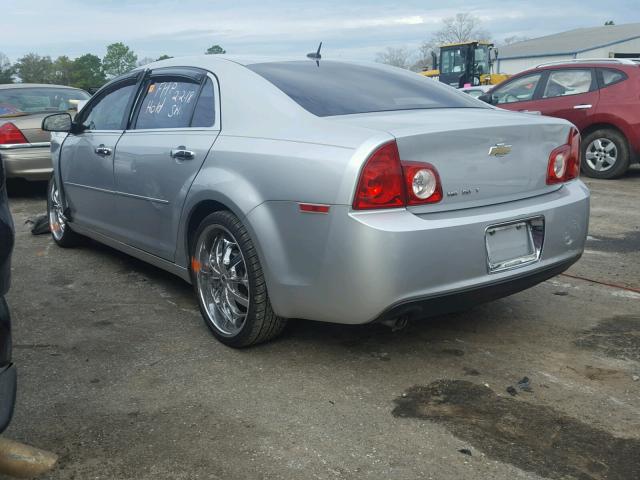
332 108 571 213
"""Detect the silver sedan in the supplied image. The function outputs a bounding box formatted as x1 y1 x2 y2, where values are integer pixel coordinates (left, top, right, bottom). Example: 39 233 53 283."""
42 56 590 347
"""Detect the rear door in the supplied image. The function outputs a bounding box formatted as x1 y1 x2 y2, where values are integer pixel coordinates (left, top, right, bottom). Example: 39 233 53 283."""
534 68 599 130
60 74 142 233
111 68 220 261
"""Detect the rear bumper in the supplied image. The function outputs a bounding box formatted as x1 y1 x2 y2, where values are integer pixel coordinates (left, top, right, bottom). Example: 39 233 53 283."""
375 255 580 322
247 180 590 324
0 144 52 181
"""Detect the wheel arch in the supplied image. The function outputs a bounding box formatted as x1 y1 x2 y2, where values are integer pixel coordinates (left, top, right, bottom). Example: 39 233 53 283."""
581 122 628 144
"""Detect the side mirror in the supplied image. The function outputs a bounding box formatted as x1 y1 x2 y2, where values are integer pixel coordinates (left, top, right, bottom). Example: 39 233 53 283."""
478 93 496 105
42 113 72 132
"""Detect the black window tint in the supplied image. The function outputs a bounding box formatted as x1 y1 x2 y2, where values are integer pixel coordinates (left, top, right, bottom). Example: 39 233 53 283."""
136 80 199 129
247 61 485 117
83 83 136 131
191 78 215 127
601 69 626 86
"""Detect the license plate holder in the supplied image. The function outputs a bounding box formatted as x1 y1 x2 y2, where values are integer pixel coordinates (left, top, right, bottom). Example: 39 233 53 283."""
486 221 539 273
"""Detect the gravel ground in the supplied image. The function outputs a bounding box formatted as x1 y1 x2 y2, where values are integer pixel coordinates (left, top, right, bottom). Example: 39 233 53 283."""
2 167 639 480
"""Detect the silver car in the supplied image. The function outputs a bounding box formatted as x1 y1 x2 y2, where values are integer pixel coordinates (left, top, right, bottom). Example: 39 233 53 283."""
42 56 590 347
0 84 90 180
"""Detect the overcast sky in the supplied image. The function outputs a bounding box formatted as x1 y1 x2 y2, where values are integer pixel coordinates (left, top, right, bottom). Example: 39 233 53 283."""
3 0 640 62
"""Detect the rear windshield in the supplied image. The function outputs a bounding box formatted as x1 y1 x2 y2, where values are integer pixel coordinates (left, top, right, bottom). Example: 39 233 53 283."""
0 87 90 116
247 61 486 117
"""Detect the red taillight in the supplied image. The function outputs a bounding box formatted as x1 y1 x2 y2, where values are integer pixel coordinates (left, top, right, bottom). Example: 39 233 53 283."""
547 127 580 185
353 141 443 210
353 142 406 210
0 122 28 145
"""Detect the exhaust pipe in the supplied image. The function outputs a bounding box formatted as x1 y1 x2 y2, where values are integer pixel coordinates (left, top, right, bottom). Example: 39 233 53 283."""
0 437 57 478
380 315 409 332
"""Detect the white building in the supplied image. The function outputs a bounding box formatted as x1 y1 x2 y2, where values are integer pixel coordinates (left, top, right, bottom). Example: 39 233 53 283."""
497 23 640 74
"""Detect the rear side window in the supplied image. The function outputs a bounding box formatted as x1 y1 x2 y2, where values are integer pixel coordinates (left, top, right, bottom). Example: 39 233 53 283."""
600 68 627 87
247 61 485 117
191 78 216 127
543 69 593 98
136 80 199 129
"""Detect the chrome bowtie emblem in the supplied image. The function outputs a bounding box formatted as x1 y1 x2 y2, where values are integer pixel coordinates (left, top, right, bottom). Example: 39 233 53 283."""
488 143 512 157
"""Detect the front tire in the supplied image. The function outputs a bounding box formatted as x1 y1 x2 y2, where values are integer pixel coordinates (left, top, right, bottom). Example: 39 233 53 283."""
581 129 630 179
47 178 81 247
190 211 286 347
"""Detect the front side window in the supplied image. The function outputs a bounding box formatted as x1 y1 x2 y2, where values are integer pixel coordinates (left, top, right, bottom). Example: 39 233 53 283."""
493 73 542 104
82 83 136 131
440 48 467 74
543 69 592 98
248 61 485 117
135 80 200 129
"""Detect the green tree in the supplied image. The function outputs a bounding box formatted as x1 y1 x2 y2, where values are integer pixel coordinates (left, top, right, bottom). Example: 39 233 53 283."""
604 20 615 25
157 54 172 61
52 55 74 85
70 54 106 90
205 45 226 55
0 53 13 83
15 53 54 83
102 42 137 77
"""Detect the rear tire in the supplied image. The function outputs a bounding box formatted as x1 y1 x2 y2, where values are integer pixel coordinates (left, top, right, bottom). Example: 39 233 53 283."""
47 178 81 247
581 128 630 179
190 211 286 347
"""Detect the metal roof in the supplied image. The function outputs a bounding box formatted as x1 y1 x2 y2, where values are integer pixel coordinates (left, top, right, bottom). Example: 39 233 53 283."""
499 23 640 59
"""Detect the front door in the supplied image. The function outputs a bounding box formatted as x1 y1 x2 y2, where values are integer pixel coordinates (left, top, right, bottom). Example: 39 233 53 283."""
61 75 141 234
111 70 220 261
490 71 546 114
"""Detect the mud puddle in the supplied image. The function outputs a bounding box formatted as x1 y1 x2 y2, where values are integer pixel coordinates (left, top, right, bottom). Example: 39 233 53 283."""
575 315 640 362
393 380 639 480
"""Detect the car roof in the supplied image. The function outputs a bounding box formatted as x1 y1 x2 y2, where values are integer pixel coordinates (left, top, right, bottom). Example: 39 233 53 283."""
0 83 86 90
533 58 640 71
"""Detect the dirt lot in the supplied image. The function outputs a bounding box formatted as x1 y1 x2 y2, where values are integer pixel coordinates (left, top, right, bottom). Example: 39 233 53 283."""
3 169 639 480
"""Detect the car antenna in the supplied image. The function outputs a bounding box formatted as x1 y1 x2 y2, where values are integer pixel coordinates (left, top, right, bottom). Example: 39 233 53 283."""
306 42 322 66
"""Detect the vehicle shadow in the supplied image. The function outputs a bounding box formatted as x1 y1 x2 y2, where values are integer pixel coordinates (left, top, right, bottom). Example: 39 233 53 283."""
5 179 48 199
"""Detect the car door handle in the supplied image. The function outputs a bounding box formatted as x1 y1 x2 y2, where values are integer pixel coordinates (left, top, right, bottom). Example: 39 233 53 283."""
94 145 112 156
519 110 541 115
573 104 592 110
170 147 195 160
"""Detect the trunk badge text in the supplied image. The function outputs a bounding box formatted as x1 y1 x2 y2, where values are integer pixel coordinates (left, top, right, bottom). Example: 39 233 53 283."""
488 143 512 157
447 187 480 198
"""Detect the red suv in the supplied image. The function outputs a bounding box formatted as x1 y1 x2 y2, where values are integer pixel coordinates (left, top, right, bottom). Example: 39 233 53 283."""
483 59 640 179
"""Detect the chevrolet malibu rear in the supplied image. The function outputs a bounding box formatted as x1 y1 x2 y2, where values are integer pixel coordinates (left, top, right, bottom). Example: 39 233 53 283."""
45 57 589 347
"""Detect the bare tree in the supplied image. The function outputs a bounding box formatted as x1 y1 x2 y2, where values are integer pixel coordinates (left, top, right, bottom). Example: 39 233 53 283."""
375 47 411 69
410 42 437 72
431 13 491 45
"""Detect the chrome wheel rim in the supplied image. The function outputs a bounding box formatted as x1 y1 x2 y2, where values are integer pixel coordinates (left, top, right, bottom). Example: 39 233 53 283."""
194 225 249 336
585 138 617 172
49 182 66 241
